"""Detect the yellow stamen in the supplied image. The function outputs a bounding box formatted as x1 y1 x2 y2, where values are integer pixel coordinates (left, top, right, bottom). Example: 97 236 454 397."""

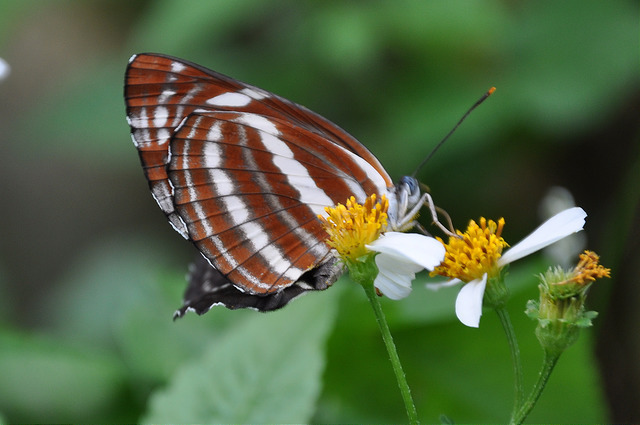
559 250 611 286
431 217 509 282
318 194 388 262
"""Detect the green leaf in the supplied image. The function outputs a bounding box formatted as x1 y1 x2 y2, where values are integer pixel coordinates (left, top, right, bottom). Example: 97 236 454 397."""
525 299 540 320
142 286 340 423
39 236 183 348
40 236 236 383
114 270 246 383
0 327 126 423
576 311 599 328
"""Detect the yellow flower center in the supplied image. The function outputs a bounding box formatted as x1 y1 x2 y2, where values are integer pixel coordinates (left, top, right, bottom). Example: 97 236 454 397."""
431 217 509 282
318 194 388 262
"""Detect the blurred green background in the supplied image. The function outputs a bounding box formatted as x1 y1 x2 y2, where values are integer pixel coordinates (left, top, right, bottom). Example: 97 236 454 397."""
0 1 638 423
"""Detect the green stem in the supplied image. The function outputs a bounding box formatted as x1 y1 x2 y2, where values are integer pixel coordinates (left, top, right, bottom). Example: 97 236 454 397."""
495 307 524 423
511 350 560 425
362 281 419 425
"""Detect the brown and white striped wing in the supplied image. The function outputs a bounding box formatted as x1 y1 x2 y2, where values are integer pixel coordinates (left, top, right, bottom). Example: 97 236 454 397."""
125 53 392 239
125 53 393 310
169 110 388 293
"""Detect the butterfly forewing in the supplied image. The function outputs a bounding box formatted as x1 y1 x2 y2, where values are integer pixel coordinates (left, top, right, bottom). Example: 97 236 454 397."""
125 53 395 310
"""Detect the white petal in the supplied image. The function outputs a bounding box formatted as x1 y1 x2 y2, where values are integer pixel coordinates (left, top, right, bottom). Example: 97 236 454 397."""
374 260 415 300
367 232 446 271
455 274 487 328
376 252 423 275
426 278 462 291
498 207 586 266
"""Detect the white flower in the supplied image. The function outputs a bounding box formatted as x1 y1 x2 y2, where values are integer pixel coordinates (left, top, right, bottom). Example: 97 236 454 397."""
429 207 587 328
497 207 586 265
318 194 445 299
367 232 446 300
0 57 9 82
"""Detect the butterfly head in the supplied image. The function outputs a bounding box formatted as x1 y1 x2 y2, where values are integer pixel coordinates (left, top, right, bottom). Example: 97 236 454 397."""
387 176 423 232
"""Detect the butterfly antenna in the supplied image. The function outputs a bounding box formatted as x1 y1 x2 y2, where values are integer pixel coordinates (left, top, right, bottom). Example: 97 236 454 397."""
411 87 496 178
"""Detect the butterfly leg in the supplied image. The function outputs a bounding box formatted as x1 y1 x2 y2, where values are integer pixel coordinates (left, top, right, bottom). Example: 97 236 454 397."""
414 222 432 236
423 193 460 239
436 205 456 235
392 192 427 232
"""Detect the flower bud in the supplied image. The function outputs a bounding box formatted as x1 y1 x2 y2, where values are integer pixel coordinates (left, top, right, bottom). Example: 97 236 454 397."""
526 251 609 355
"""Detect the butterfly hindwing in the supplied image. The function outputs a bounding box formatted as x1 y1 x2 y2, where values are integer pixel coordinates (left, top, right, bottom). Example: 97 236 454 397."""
169 109 391 293
174 254 340 317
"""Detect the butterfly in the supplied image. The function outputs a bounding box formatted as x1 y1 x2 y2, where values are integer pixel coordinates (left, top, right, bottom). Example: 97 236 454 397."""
124 53 429 317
